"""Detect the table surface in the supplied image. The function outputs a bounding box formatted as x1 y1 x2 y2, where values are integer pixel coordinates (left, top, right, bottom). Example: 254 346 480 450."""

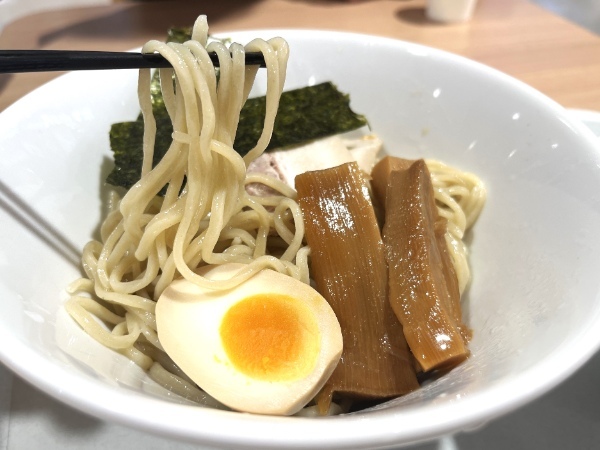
1 1 600 449
1 0 600 112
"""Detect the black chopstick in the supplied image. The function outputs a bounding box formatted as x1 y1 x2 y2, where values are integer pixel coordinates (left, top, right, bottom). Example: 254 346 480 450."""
0 50 266 74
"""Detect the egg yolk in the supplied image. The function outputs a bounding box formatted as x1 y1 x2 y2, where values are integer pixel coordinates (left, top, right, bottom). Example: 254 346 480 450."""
219 294 321 382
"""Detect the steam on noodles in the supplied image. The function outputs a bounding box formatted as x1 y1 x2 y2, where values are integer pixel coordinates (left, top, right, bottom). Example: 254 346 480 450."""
63 15 486 414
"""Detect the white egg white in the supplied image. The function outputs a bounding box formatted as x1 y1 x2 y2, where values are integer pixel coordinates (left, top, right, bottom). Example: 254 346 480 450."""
156 263 343 415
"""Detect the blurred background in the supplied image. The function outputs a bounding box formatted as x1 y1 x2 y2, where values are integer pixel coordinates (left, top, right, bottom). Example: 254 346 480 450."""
533 0 600 34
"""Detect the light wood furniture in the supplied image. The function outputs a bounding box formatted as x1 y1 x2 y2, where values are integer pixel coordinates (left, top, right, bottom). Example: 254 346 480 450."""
1 0 599 112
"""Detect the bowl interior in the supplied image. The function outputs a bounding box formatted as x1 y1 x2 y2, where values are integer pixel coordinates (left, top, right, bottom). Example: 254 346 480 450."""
1 30 600 449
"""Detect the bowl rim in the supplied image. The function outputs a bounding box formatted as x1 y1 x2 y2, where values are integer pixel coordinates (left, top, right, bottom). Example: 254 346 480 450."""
2 28 600 449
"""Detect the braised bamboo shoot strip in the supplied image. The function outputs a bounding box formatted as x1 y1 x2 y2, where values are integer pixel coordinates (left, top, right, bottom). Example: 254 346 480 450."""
434 217 472 342
370 155 414 211
382 160 468 372
372 157 470 342
296 162 419 414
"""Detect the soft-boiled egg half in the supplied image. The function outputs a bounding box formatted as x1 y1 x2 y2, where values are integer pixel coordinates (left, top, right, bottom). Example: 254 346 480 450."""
156 263 343 415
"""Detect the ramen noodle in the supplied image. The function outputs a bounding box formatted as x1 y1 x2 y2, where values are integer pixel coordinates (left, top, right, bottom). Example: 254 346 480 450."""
65 15 308 405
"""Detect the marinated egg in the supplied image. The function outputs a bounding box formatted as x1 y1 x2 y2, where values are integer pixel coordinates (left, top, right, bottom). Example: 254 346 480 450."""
156 263 343 415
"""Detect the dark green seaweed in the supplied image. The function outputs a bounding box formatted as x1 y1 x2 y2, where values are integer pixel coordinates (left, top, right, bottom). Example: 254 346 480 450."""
167 26 192 44
107 27 188 190
234 82 368 154
106 28 367 191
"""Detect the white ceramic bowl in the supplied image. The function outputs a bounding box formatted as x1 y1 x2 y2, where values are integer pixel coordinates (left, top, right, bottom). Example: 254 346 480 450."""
1 30 600 449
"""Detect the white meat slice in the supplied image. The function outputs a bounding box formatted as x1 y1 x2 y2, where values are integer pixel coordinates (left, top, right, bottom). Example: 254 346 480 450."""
344 134 383 175
273 136 354 189
246 136 354 194
245 134 382 196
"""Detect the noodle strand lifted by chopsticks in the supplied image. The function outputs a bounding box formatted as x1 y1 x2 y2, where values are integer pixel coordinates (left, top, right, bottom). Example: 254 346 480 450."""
65 16 308 406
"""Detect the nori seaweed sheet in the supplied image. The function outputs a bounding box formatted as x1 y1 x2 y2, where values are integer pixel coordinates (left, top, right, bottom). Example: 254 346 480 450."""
106 28 368 192
107 26 187 191
234 82 367 154
167 26 192 44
